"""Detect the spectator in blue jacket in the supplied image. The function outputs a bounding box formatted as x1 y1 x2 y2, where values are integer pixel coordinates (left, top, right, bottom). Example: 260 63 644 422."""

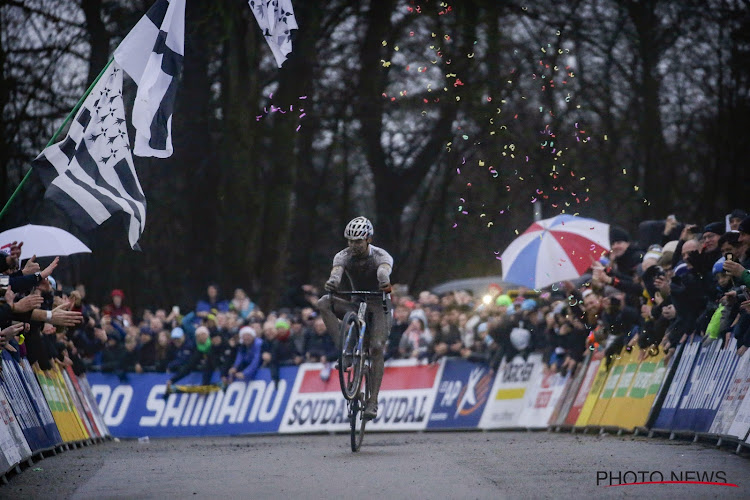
227 326 262 383
195 284 230 318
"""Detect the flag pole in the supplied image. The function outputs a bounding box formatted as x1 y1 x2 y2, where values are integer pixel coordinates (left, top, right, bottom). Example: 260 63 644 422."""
0 57 115 222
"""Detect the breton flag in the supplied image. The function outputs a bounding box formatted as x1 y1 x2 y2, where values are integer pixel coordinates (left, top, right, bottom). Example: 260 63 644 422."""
32 63 147 249
114 0 185 158
249 0 298 68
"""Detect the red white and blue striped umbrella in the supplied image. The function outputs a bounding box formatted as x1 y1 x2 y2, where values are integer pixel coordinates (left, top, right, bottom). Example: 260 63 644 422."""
501 214 610 290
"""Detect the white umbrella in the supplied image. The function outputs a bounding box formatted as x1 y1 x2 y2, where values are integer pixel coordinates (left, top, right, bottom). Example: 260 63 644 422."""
501 214 610 290
0 224 91 259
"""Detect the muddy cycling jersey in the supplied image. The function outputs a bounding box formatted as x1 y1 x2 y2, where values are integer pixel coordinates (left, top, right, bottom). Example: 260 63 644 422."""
332 245 393 291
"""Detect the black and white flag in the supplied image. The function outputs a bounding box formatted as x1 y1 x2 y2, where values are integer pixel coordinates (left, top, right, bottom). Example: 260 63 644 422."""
249 0 298 68
114 0 184 158
33 63 147 249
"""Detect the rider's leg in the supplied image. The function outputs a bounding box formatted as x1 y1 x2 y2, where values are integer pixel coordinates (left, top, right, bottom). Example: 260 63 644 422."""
316 295 349 350
364 303 392 418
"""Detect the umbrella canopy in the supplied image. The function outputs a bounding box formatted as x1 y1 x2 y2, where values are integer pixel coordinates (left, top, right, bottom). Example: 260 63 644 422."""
0 224 91 259
501 214 610 290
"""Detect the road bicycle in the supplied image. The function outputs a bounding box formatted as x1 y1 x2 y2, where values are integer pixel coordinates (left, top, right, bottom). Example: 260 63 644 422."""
330 290 388 452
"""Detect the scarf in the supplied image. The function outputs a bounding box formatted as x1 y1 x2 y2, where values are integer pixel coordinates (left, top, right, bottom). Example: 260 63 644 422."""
196 337 212 354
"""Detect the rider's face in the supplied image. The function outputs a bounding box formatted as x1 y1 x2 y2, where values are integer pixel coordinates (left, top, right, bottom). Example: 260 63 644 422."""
348 238 369 257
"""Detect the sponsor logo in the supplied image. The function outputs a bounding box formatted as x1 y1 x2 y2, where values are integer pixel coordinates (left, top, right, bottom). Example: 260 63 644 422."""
435 368 492 418
92 379 286 428
596 470 737 488
285 394 429 427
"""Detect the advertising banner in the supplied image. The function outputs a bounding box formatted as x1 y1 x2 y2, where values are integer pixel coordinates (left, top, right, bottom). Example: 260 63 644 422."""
61 369 94 439
517 370 569 428
565 351 604 426
479 354 543 430
79 376 110 438
710 351 750 436
428 359 493 430
88 367 296 438
279 360 441 433
52 367 89 441
18 359 62 447
550 355 589 427
574 353 611 427
598 349 639 427
65 367 103 439
692 340 740 432
0 377 32 472
586 352 627 427
1 353 49 452
652 339 700 430
670 340 719 431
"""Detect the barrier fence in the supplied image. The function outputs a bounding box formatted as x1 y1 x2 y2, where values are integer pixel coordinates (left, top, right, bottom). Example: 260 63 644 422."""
0 352 110 482
81 339 750 454
4 337 750 479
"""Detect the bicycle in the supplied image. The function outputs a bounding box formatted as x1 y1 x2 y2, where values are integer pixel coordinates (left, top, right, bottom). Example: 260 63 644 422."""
330 290 388 452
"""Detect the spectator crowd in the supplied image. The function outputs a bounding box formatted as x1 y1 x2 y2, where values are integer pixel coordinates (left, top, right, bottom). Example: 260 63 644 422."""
2 209 750 388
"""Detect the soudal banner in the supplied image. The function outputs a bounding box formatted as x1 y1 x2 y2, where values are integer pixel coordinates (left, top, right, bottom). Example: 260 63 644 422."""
279 360 441 433
428 359 494 429
87 367 296 438
479 354 543 429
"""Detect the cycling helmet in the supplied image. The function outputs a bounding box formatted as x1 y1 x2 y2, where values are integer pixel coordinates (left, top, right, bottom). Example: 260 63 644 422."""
344 216 374 240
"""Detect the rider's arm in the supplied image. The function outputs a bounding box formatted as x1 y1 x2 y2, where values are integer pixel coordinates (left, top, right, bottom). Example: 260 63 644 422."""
377 263 392 289
329 265 344 284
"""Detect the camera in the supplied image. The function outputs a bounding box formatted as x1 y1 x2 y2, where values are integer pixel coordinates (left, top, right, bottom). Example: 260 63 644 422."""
725 253 734 262
0 274 8 294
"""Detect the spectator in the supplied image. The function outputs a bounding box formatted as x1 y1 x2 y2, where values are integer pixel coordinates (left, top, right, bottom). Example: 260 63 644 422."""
166 326 216 389
386 304 410 360
227 326 263 383
304 318 337 380
165 327 192 374
398 313 432 361
431 306 463 361
102 289 132 326
230 288 255 319
196 284 230 318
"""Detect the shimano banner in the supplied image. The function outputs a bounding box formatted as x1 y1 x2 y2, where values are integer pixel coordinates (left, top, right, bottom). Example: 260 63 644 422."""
88 367 296 438
428 359 494 429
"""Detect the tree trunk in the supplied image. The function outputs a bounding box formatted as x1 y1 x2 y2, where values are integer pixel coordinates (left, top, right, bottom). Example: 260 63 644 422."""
218 2 262 296
81 0 109 86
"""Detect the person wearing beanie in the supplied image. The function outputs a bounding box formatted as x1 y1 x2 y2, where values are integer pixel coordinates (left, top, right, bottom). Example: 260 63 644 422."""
166 326 217 390
266 317 303 386
593 226 644 307
227 326 263 383
728 209 748 232
702 222 724 252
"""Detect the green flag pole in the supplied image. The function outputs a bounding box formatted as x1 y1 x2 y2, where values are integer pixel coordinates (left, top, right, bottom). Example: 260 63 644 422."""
0 57 115 222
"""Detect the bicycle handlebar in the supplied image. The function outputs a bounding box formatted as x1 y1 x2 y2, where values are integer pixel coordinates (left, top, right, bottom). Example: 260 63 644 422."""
327 290 389 313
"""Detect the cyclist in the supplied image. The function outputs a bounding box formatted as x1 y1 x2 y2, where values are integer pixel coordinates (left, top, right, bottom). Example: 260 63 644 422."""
318 216 393 421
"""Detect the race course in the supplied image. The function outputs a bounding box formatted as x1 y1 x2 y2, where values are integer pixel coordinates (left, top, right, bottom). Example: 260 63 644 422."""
3 431 749 499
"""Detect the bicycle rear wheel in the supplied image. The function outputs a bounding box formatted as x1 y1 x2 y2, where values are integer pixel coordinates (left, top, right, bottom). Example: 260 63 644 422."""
338 311 363 400
351 366 370 452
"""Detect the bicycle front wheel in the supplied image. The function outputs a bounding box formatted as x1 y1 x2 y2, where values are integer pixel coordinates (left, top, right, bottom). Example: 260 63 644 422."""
351 366 370 452
338 311 363 400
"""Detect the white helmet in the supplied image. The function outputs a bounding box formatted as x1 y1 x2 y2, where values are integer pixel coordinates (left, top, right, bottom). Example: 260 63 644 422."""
344 216 374 240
